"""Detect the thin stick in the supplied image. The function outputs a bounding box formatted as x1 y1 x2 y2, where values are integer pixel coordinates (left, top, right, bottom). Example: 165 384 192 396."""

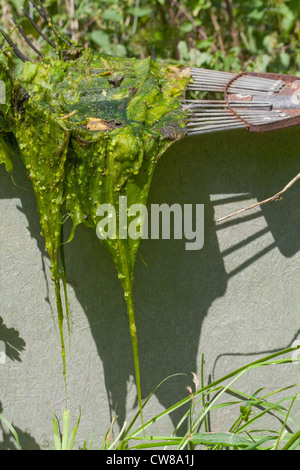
61 110 77 120
216 172 300 223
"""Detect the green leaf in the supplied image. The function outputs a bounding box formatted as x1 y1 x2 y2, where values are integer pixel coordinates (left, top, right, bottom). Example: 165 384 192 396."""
0 413 21 450
67 408 81 450
195 51 213 68
178 41 189 60
103 9 122 21
278 4 296 33
190 48 204 67
129 7 152 17
196 39 214 50
190 432 252 448
111 44 127 57
248 8 265 21
180 22 193 33
62 409 70 450
255 54 271 72
193 0 211 16
282 430 300 450
263 34 279 54
52 415 62 451
89 30 110 49
243 436 277 450
280 51 291 68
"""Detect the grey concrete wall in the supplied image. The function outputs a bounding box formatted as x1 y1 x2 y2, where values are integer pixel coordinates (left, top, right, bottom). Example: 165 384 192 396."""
0 126 300 449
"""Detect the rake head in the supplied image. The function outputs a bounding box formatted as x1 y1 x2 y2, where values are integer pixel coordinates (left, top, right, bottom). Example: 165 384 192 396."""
1 1 300 136
184 68 300 135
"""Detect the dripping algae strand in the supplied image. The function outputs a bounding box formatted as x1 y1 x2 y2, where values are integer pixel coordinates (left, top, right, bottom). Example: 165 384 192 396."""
52 258 68 403
117 239 144 428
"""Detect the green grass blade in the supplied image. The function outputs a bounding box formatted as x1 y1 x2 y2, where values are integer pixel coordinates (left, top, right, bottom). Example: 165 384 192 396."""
274 393 300 449
67 408 81 450
0 413 21 450
52 415 62 451
120 373 186 444
129 347 300 440
128 440 182 450
108 420 127 450
87 432 94 450
242 435 277 450
62 409 70 450
282 430 300 450
189 432 251 448
236 395 300 435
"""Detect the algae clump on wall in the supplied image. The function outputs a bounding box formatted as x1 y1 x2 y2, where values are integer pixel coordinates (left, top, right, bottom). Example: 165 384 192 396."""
0 29 190 416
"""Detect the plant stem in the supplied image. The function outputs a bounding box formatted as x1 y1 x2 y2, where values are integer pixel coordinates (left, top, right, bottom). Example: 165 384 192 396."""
201 353 208 432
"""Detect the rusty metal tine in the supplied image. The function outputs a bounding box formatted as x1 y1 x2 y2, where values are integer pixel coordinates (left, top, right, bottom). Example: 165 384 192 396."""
30 0 48 22
10 15 44 58
21 7 56 48
0 27 31 62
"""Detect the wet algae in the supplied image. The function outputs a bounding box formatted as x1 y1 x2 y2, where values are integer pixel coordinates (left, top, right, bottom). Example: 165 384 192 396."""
0 30 190 416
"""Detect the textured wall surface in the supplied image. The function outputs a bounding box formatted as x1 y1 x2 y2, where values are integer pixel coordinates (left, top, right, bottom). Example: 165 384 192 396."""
0 126 300 449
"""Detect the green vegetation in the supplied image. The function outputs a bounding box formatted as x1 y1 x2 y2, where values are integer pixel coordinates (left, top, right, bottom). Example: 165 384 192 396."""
1 1 300 74
0 0 300 450
1 348 300 450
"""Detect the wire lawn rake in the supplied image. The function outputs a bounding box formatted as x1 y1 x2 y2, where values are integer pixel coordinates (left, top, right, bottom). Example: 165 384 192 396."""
1 0 300 137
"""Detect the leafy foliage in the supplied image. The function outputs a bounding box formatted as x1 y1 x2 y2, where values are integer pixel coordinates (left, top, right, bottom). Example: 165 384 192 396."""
1 0 299 74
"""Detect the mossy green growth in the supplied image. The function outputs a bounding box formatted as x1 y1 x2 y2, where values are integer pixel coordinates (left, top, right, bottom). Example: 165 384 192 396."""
0 32 190 416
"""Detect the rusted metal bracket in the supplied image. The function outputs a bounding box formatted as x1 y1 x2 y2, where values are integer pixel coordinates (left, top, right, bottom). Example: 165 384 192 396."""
185 68 300 135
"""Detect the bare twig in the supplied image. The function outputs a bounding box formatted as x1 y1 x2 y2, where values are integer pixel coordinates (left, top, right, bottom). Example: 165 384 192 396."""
210 8 225 52
65 0 79 42
172 0 195 26
225 0 242 54
241 55 255 71
168 0 180 60
197 25 218 53
132 0 139 35
216 171 300 223
61 110 77 120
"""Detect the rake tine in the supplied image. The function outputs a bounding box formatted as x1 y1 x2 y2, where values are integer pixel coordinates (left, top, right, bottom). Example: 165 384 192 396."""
10 15 44 58
37 0 50 22
21 7 56 48
30 0 73 47
29 0 48 22
0 27 31 62
30 0 48 22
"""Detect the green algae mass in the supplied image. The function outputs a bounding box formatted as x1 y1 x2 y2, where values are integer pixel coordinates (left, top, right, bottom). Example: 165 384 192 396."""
0 33 190 414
